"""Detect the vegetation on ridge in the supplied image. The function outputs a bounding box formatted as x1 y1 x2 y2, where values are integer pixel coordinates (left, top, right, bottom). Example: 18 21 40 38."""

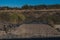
0 4 60 10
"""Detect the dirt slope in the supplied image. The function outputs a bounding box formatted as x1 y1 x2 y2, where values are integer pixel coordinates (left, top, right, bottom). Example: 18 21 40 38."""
11 24 60 38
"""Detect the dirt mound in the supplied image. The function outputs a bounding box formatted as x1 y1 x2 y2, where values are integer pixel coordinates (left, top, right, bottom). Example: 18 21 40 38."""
11 24 60 38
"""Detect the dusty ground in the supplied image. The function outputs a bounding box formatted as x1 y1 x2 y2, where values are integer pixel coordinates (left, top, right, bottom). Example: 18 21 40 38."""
0 24 60 38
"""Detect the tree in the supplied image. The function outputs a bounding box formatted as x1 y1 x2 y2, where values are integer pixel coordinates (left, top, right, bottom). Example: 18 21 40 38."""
21 4 33 9
22 5 29 9
33 5 47 9
47 4 60 9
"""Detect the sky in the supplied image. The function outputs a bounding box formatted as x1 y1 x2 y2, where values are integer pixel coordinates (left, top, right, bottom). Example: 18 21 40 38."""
0 0 60 7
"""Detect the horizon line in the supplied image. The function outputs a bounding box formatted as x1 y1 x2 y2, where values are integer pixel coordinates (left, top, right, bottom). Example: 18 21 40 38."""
0 4 60 8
